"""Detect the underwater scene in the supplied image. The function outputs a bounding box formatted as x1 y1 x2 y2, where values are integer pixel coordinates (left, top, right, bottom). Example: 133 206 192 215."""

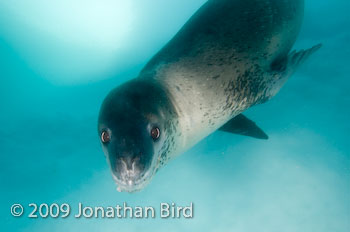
0 0 349 231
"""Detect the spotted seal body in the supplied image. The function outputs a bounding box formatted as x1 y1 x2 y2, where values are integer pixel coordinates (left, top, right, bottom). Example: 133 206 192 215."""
98 0 320 192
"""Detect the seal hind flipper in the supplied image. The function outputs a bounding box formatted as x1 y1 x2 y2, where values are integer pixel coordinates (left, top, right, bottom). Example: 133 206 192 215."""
219 114 268 140
264 44 322 103
286 44 323 73
271 44 322 72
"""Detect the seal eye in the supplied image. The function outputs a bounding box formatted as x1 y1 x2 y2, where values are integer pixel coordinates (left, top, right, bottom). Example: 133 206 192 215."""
151 127 160 140
101 130 110 144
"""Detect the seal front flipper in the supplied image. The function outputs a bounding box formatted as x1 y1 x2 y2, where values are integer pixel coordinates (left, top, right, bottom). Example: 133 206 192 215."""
219 114 268 140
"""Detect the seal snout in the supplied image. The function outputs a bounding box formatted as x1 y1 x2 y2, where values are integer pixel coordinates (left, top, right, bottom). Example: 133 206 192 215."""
113 155 145 182
111 155 152 192
120 156 139 172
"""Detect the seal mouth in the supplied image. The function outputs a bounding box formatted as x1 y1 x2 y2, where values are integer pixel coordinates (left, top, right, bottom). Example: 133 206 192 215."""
112 168 154 193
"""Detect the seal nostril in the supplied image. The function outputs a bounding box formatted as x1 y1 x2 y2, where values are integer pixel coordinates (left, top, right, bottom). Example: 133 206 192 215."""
132 156 140 163
119 157 134 171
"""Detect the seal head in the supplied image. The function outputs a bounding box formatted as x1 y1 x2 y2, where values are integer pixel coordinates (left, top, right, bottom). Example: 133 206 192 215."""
98 79 175 192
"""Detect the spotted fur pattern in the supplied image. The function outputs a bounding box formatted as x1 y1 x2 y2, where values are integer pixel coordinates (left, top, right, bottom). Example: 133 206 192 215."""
140 0 304 171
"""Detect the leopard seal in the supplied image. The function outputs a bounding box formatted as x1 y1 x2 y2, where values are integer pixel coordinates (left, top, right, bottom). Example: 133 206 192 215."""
98 0 321 192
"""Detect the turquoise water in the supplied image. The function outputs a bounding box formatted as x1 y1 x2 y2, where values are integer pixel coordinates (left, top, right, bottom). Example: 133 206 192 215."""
1 0 349 231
